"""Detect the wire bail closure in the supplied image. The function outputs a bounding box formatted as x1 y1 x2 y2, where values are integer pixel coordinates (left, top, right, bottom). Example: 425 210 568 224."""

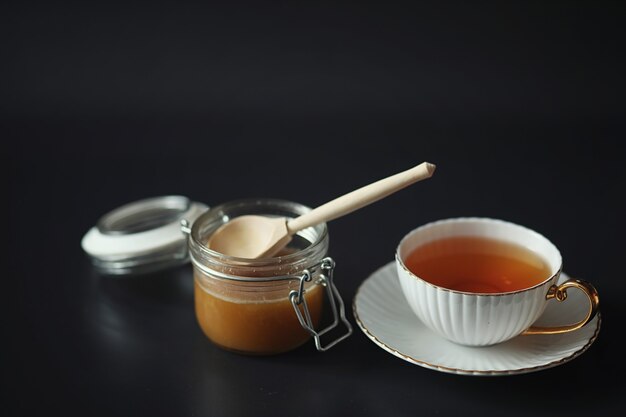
289 257 353 351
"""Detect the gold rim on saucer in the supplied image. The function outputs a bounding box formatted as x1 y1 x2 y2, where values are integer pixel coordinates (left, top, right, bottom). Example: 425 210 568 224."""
352 262 602 376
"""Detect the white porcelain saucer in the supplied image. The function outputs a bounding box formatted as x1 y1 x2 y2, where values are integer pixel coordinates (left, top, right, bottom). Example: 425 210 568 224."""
353 262 601 376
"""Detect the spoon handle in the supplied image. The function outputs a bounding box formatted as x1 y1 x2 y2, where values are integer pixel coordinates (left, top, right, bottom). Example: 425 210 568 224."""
287 162 436 233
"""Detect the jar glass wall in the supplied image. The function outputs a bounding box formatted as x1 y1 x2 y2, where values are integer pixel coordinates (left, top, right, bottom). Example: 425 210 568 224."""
188 199 330 355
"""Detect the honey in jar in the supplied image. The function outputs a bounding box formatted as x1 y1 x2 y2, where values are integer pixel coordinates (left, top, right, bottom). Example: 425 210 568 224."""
194 270 324 354
188 199 346 355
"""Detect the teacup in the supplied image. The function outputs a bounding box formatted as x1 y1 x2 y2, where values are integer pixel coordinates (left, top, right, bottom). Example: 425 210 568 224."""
396 218 599 346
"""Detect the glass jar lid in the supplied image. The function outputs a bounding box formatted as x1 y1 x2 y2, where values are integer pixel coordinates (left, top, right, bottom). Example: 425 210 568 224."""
81 195 208 275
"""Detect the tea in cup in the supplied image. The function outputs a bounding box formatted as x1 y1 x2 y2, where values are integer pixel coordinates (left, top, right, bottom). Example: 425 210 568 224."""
396 218 599 346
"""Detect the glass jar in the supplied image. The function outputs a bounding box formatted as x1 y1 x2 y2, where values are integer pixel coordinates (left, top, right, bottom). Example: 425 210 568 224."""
186 198 352 355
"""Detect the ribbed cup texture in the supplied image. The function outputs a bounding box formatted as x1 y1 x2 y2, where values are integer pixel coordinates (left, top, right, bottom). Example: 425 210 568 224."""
395 218 562 347
397 262 556 346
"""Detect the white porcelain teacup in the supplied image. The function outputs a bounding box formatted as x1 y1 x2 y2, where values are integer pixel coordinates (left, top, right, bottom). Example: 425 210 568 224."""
396 218 599 346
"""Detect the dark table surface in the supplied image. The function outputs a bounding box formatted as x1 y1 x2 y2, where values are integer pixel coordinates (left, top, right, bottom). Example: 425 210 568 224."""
4 2 625 416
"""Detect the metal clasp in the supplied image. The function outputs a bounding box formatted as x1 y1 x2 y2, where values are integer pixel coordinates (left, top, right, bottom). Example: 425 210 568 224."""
289 257 353 351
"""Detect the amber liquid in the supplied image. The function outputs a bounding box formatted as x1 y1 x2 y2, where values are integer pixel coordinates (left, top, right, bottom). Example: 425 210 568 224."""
404 237 552 293
194 276 324 355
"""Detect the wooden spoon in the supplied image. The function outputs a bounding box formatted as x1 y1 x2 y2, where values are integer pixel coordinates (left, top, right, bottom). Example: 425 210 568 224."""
207 162 436 258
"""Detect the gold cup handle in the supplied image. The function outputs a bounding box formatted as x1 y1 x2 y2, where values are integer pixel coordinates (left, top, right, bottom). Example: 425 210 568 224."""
523 279 600 336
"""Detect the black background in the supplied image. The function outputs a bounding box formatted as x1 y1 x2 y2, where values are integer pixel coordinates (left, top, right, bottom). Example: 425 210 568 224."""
3 1 625 416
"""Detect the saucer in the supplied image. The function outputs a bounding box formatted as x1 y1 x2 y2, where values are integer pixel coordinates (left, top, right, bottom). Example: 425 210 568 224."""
353 262 601 376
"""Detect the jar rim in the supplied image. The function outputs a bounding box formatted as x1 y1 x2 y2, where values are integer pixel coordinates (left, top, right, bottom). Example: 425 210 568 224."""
189 198 328 267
